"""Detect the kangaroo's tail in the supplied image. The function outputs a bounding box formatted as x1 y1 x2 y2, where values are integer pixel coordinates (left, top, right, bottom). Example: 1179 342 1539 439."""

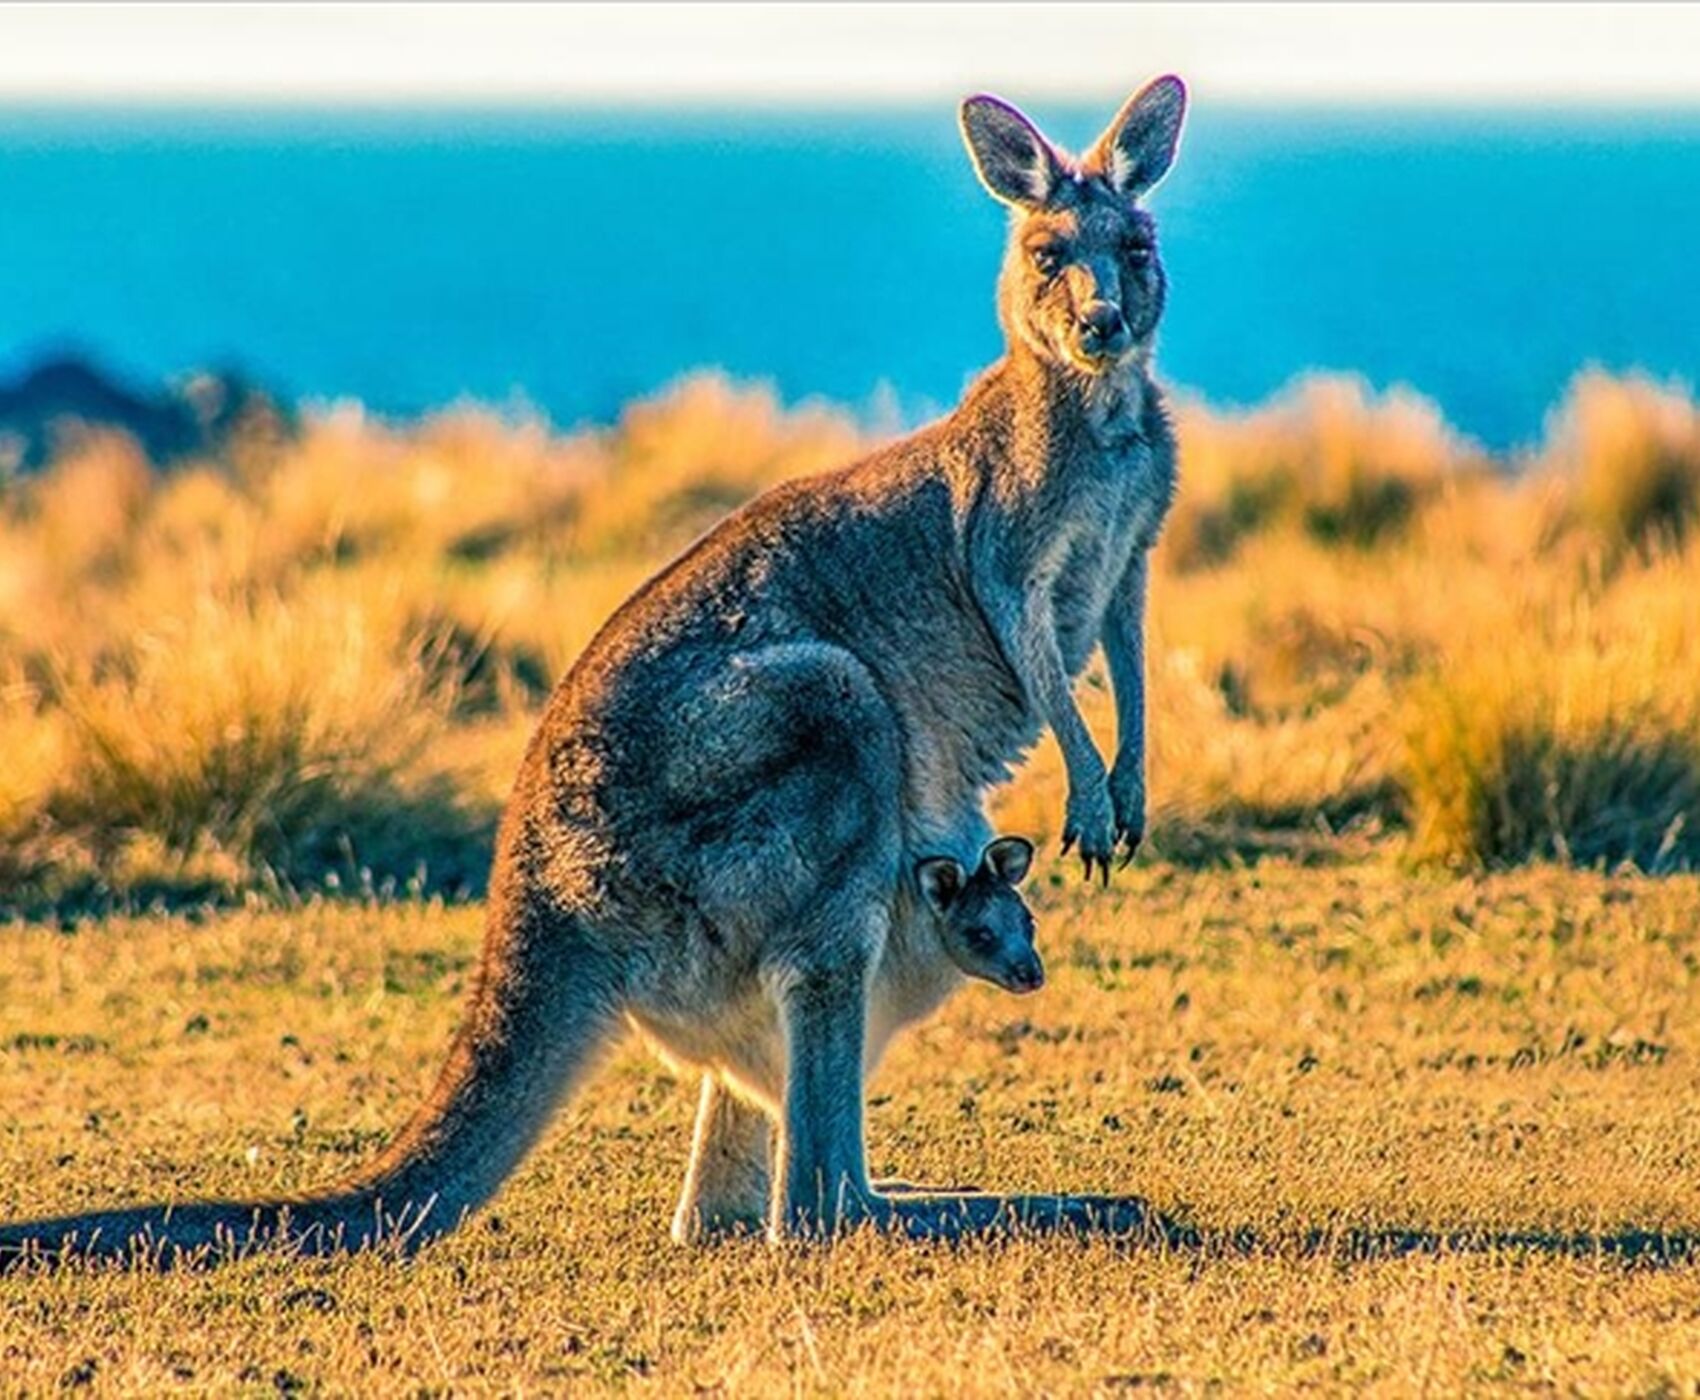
0 823 623 1270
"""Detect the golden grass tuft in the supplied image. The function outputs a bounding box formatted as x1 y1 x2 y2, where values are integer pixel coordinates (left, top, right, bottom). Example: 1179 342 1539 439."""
0 677 61 887
17 430 154 581
253 403 601 574
46 581 490 897
1401 551 1700 871
1540 369 1700 555
1165 374 1480 570
567 373 862 557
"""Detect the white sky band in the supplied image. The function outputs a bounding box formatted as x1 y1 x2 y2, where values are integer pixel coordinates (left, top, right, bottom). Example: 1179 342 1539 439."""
3 2 1700 105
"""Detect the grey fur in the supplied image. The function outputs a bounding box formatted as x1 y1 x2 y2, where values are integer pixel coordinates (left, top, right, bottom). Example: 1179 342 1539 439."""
0 78 1185 1264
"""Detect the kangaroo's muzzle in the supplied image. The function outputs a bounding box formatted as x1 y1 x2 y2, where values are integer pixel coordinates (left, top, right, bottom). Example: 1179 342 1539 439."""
1075 302 1131 362
1001 953 1046 995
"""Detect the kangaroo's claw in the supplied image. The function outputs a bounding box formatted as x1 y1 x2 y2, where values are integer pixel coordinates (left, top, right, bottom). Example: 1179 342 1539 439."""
1116 825 1143 869
1063 780 1115 881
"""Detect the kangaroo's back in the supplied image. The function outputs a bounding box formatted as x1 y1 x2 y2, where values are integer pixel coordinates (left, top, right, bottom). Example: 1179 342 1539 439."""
531 376 1041 849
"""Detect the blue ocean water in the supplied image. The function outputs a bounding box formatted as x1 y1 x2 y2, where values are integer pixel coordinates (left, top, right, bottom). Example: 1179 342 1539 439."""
1 103 1696 449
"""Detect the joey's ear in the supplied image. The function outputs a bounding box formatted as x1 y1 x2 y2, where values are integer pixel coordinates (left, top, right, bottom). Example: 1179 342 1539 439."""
959 94 1069 210
1088 74 1187 198
981 836 1035 886
915 856 966 915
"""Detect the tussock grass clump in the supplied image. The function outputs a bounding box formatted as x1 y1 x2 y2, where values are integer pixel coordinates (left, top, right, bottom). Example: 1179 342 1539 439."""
568 373 862 557
1166 375 1479 569
12 430 154 581
254 403 601 574
47 586 492 896
1401 597 1700 871
1540 369 1700 556
0 678 61 887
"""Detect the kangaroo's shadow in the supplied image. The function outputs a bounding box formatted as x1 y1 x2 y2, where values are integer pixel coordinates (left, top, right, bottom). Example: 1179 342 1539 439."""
8 1188 1696 1273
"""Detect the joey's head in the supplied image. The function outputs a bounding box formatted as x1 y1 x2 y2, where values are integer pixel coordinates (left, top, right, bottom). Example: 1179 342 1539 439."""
960 77 1187 377
915 836 1043 995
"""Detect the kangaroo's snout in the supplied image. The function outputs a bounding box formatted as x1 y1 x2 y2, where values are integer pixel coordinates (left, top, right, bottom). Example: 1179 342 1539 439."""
1003 953 1045 995
1077 302 1130 359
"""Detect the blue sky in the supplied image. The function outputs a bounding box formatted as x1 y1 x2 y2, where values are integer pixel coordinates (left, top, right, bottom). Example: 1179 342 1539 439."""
4 3 1700 105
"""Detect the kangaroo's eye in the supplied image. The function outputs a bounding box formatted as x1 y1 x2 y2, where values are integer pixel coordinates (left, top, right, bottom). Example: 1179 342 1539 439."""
1029 245 1064 277
965 926 997 952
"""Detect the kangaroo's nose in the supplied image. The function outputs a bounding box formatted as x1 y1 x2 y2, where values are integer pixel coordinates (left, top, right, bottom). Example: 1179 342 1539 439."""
1077 302 1129 354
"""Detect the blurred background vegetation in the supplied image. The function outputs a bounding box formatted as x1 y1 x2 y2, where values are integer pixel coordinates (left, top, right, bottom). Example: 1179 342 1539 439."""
1 365 1697 918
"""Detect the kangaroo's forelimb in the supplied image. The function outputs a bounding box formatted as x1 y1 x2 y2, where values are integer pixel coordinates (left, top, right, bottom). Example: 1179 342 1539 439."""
1100 548 1153 863
978 567 1115 882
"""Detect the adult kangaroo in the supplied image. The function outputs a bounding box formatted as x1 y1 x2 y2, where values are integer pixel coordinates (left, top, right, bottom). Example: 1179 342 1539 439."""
1 77 1186 1264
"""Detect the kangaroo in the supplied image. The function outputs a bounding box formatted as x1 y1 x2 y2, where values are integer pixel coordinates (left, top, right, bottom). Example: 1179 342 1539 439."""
916 837 1044 995
0 77 1186 1265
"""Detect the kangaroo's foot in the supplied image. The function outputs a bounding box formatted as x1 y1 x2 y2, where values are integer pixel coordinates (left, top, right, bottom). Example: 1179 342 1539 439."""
881 1191 1184 1244
872 1178 984 1196
764 1186 1187 1247
671 1076 772 1244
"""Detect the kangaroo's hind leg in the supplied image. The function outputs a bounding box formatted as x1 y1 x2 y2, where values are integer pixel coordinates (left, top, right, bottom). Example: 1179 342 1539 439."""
766 852 908 1240
769 942 884 1240
647 640 909 1240
671 1075 771 1244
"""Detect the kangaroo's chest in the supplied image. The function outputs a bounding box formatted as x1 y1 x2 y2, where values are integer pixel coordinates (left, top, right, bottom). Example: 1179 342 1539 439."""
866 936 964 1062
1048 441 1166 673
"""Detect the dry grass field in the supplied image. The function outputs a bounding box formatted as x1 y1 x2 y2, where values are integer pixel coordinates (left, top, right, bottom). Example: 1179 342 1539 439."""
5 866 1700 1392
2 366 1697 908
3 366 1700 1392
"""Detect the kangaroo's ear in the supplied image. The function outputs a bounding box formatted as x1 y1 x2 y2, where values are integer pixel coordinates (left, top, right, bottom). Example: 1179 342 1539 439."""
1088 74 1187 198
960 95 1069 210
981 836 1035 886
915 856 966 914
